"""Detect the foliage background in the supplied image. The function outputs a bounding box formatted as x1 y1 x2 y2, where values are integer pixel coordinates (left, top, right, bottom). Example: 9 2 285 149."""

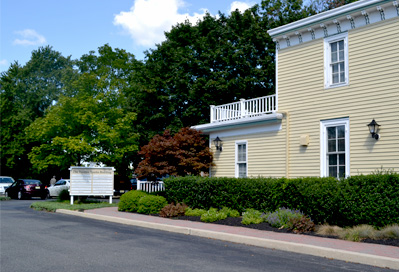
1 0 350 181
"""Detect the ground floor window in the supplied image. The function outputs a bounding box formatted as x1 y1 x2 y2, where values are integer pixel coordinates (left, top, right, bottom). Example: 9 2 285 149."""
236 141 247 178
320 118 350 178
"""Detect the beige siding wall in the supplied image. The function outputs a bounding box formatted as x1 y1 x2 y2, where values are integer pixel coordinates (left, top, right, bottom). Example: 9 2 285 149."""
277 18 399 177
211 121 287 177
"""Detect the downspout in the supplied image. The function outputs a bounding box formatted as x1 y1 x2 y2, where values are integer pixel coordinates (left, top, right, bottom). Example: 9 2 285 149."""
278 111 290 178
275 46 290 178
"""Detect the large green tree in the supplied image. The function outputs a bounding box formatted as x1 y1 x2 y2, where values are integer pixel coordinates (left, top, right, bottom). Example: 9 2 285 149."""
26 94 139 175
2 1 318 178
136 9 273 135
0 46 76 178
26 45 142 177
130 0 315 139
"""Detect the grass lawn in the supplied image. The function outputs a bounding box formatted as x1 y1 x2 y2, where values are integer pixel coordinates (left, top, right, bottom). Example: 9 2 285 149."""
31 200 118 212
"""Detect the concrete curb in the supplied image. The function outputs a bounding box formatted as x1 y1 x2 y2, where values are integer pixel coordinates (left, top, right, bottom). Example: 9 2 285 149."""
56 209 399 270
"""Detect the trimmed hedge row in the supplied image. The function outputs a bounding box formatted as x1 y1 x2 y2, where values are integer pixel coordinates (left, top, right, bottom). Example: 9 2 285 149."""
163 172 399 227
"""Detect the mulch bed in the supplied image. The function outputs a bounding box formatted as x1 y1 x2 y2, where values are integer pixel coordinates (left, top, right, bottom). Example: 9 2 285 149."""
172 215 399 247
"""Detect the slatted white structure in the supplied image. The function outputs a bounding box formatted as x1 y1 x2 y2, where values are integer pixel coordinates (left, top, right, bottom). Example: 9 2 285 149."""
69 166 115 204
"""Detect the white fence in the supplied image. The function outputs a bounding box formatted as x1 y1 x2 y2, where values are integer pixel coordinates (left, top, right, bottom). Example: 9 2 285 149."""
211 95 276 123
137 180 165 193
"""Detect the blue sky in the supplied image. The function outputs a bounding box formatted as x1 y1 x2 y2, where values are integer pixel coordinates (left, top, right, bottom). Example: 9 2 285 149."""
1 0 261 73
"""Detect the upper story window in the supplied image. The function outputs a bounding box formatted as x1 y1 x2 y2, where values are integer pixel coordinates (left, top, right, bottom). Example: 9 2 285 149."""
324 33 349 89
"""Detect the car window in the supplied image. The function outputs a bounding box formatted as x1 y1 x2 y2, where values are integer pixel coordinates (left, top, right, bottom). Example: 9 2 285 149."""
10 181 18 187
55 180 63 186
24 180 41 185
0 177 14 183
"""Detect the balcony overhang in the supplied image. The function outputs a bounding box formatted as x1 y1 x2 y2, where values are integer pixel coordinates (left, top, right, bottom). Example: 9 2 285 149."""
192 112 283 135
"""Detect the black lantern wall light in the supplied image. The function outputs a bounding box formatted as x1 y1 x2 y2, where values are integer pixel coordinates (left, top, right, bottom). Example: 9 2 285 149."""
367 119 380 140
213 136 223 151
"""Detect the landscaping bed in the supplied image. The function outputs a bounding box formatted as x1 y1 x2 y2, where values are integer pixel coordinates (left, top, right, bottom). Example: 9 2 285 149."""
172 215 399 247
118 180 399 248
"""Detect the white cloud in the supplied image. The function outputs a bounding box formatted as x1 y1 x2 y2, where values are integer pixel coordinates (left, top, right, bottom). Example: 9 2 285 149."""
114 0 209 47
0 59 8 66
13 29 47 46
229 1 255 13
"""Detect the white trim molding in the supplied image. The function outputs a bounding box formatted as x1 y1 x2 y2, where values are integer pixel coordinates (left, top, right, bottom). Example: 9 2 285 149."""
320 118 350 178
268 0 398 50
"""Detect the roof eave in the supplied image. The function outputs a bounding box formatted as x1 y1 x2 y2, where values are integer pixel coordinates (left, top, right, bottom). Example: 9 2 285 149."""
267 0 384 37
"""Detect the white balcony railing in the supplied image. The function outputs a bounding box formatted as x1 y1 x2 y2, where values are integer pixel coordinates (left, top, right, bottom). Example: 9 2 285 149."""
210 95 276 123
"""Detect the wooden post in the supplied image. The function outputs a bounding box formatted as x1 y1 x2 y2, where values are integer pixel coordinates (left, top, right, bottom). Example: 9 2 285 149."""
240 99 246 118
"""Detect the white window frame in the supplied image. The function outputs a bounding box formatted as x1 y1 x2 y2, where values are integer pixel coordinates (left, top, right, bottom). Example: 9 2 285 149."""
324 32 349 89
235 140 248 178
320 118 350 178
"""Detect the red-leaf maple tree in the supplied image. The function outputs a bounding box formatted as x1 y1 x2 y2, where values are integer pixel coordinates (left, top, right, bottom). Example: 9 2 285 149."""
135 127 213 178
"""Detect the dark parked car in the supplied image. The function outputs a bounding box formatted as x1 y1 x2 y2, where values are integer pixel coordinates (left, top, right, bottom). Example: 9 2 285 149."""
114 176 131 195
5 179 47 200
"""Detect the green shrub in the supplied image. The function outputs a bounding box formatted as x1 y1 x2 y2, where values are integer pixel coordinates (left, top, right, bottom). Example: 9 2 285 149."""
200 208 227 223
118 190 148 212
241 209 263 225
58 189 70 201
220 207 240 217
185 208 207 216
339 170 399 227
163 172 399 227
137 195 168 214
159 202 188 218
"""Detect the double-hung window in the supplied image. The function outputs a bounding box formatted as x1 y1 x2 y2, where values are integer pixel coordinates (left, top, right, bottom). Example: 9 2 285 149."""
236 141 247 178
324 33 348 88
320 118 350 179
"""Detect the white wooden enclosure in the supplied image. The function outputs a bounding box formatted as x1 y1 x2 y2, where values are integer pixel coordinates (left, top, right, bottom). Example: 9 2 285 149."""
69 166 115 204
137 180 165 193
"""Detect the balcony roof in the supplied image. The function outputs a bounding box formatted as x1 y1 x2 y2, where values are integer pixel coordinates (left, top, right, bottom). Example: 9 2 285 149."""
192 112 283 134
